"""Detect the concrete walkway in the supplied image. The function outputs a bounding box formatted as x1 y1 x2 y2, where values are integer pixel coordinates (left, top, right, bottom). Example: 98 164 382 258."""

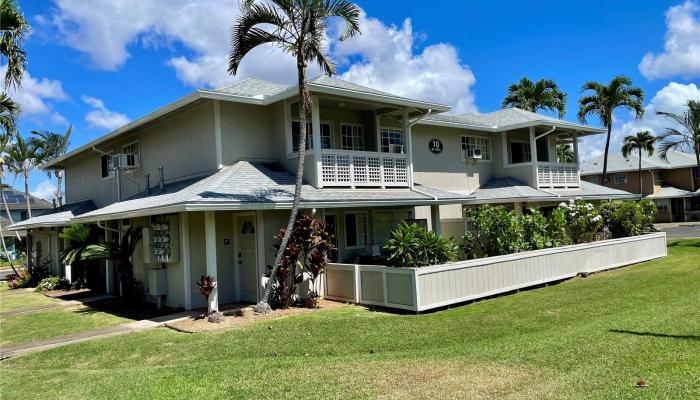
0 310 198 359
0 294 116 317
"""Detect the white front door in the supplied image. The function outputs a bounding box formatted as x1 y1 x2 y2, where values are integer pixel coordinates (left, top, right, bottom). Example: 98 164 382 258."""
236 215 258 303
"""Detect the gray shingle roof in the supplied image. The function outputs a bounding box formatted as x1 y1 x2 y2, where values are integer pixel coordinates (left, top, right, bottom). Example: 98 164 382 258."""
645 186 699 199
7 200 96 230
469 176 635 202
580 149 698 175
72 162 471 222
212 78 288 99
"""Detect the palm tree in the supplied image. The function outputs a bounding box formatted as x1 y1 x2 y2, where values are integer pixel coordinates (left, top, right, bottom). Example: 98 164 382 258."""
88 227 143 298
7 133 41 218
0 133 19 241
578 76 644 185
557 144 574 163
502 77 567 118
31 126 71 206
656 99 700 170
621 131 657 195
59 224 101 289
0 92 19 135
229 0 360 312
0 0 29 89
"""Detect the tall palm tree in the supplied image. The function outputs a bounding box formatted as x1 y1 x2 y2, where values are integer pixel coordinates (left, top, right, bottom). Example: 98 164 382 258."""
578 76 644 185
656 99 700 170
0 133 19 240
7 133 41 218
502 77 567 118
557 144 574 163
229 0 360 312
0 92 19 135
31 125 71 206
621 131 657 195
0 0 29 89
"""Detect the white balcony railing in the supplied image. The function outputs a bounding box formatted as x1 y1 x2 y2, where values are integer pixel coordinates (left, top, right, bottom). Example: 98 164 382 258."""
320 149 409 188
537 162 580 188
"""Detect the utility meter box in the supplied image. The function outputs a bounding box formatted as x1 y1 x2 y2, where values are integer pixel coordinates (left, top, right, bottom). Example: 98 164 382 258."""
143 214 180 264
148 268 167 296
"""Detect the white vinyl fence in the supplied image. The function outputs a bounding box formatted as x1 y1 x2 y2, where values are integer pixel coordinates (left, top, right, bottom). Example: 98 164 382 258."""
325 232 667 312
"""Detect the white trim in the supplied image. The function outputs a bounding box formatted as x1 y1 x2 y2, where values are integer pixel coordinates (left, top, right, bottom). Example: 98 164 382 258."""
343 210 369 249
508 138 532 164
460 134 492 162
339 122 365 151
214 100 223 169
204 211 218 312
99 153 115 180
180 212 192 310
121 140 141 173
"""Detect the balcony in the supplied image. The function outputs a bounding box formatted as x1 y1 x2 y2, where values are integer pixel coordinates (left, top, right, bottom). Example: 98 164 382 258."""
320 149 409 188
537 162 580 188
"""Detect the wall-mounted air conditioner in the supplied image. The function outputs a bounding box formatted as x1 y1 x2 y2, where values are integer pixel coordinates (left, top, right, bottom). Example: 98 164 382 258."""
470 149 483 159
111 153 140 170
389 144 404 154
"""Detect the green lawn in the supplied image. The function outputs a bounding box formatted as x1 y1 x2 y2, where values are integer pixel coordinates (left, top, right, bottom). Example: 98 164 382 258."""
0 288 61 313
1 240 698 399
0 306 131 347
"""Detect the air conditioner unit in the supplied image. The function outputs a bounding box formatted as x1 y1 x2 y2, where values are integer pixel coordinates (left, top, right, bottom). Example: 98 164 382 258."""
389 144 404 154
111 153 140 170
471 148 483 159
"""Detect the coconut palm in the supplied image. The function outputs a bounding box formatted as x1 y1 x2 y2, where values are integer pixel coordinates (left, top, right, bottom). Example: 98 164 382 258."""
656 99 700 170
557 144 575 163
0 133 19 241
0 92 19 135
502 77 567 118
7 133 41 218
229 0 360 312
578 76 645 185
0 0 29 89
31 125 71 206
621 131 657 195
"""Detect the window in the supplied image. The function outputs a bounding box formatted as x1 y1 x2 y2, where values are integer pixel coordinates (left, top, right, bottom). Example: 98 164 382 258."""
291 121 331 151
653 170 662 181
461 136 491 161
344 212 368 248
509 141 531 163
122 142 140 169
380 128 403 153
614 173 627 184
100 154 114 179
656 200 669 213
341 124 364 151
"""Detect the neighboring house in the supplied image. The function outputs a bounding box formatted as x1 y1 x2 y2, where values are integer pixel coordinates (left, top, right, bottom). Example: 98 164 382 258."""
0 185 53 260
580 151 700 222
9 76 631 310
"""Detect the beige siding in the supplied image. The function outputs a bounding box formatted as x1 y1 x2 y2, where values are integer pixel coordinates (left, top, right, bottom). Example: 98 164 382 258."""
220 102 281 165
660 167 695 191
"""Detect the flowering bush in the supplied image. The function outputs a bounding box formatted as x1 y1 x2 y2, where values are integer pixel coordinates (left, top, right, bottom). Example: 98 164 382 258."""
35 276 70 292
463 205 524 257
600 200 657 238
8 271 32 289
557 198 603 244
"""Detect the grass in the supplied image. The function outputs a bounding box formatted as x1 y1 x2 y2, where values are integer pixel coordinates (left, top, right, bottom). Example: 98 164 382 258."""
0 288 61 313
0 239 698 399
0 306 131 347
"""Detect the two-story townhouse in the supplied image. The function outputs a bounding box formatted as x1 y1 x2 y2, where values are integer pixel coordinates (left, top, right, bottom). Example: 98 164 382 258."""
10 76 632 311
0 185 53 260
581 151 700 222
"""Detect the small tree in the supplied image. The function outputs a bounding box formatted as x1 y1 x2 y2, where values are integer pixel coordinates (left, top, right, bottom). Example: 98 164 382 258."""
59 224 101 289
196 275 218 317
88 227 143 299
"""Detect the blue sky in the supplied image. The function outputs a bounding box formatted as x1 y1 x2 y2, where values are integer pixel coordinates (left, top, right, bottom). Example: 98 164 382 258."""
7 0 700 200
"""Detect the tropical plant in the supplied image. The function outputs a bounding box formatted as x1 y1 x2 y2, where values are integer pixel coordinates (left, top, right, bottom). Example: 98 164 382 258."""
548 207 569 247
557 144 575 163
58 224 101 288
230 0 360 313
0 92 19 135
88 227 143 299
557 198 603 244
384 222 458 268
0 0 29 89
196 275 218 316
35 275 70 292
656 99 700 170
0 133 20 241
31 125 71 205
502 77 567 118
621 130 657 195
521 209 553 250
578 76 644 185
7 269 30 288
267 214 335 308
599 201 653 238
463 205 524 257
7 133 41 218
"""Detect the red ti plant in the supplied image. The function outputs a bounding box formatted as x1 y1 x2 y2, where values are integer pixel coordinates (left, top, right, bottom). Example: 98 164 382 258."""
197 275 217 314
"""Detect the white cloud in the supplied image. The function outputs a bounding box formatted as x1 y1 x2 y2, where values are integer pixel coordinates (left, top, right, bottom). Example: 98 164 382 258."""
333 13 477 113
1 65 68 123
30 179 57 202
639 1 700 80
578 82 700 160
82 95 130 130
42 2 477 111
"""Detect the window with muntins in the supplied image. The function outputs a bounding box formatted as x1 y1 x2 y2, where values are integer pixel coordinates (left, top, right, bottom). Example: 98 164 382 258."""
292 121 331 151
341 124 364 151
461 136 491 160
380 128 403 153
122 142 140 168
344 212 368 247
510 141 531 163
614 173 627 184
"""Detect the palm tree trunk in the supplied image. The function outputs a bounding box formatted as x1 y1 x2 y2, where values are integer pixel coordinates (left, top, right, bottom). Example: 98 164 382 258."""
601 125 612 185
0 219 19 277
257 57 311 312
638 149 643 198
0 178 21 240
23 174 31 218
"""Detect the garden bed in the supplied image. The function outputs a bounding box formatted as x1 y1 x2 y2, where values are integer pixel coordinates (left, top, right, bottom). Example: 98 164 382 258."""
166 299 350 333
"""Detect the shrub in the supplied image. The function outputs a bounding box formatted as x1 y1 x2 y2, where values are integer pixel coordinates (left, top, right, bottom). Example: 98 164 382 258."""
639 200 657 232
35 276 70 292
521 209 552 250
384 222 458 267
557 198 603 244
463 205 524 257
548 207 569 247
600 200 656 238
8 271 32 289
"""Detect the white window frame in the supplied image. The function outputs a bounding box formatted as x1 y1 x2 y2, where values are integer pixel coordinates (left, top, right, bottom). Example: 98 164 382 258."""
290 119 332 152
508 139 531 164
614 173 627 184
99 152 115 180
379 127 404 153
343 211 369 249
340 123 365 151
461 135 492 161
121 140 140 171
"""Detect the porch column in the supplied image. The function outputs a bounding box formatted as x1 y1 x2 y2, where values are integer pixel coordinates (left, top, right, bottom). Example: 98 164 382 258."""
430 204 441 236
311 95 322 188
572 131 579 163
501 131 509 167
403 109 414 188
180 212 192 310
204 211 218 312
529 127 539 188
